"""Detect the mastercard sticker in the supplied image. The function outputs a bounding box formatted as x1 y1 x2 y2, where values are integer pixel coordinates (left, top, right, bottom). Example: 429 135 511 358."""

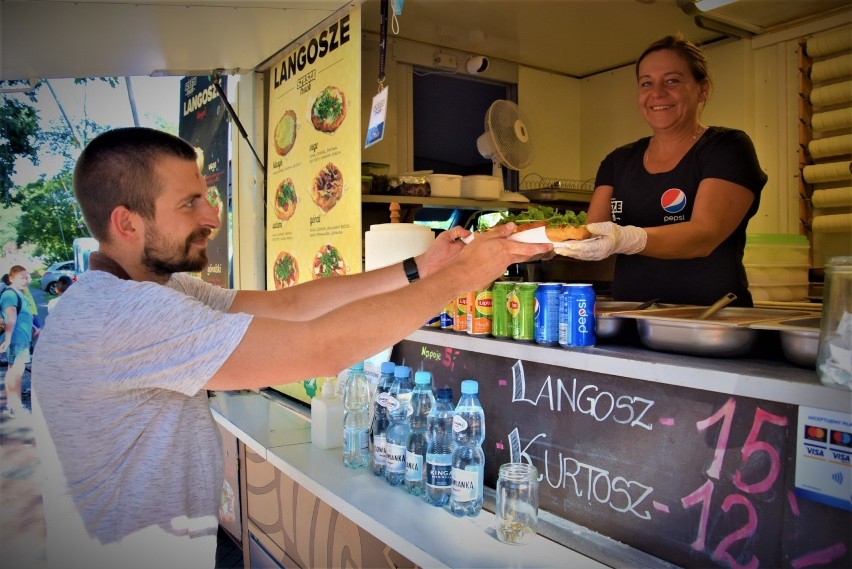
795 406 852 512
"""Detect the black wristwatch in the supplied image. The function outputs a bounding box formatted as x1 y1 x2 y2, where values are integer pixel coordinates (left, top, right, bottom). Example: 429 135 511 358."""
402 257 420 283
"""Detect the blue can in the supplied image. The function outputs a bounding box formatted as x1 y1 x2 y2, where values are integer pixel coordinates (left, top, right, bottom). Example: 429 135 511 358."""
535 283 562 345
558 284 596 347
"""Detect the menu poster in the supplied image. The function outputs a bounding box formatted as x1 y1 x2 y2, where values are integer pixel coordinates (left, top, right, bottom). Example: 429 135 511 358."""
266 7 361 402
179 74 231 287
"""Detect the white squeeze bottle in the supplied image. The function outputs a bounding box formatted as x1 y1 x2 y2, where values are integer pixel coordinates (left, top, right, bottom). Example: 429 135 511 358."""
311 378 343 450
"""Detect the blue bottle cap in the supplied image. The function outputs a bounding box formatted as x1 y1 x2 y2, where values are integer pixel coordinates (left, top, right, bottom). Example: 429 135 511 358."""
350 362 364 371
414 371 431 385
380 361 396 374
461 379 478 394
436 387 453 401
394 365 411 378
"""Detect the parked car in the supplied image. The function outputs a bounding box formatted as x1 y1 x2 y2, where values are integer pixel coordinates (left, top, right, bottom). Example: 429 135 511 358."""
41 260 76 295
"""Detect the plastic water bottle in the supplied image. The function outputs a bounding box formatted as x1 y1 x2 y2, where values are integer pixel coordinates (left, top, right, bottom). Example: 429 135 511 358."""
369 361 395 476
424 387 454 507
342 362 370 469
448 379 485 517
384 365 413 486
405 371 435 496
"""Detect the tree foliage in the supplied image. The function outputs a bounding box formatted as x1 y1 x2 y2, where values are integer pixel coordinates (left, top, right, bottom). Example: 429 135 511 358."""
15 172 91 262
0 97 40 206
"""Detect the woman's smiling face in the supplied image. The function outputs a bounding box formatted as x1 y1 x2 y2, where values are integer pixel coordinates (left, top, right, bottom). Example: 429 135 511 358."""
636 49 707 135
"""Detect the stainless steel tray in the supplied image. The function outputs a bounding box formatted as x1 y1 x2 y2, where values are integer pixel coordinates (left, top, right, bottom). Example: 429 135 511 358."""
595 301 680 338
750 316 821 368
614 307 819 357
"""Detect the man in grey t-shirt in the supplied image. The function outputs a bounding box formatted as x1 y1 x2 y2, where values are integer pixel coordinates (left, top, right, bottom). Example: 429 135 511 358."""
32 127 552 568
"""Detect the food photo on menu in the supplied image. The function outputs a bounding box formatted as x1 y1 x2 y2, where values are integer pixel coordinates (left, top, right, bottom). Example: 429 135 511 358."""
312 244 347 279
274 109 298 156
273 178 298 221
312 162 345 213
272 250 299 289
310 85 347 133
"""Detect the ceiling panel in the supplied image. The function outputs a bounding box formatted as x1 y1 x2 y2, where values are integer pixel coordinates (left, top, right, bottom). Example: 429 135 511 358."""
1 0 848 82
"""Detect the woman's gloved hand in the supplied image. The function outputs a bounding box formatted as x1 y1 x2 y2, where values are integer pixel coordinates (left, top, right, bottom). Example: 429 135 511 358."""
559 221 647 261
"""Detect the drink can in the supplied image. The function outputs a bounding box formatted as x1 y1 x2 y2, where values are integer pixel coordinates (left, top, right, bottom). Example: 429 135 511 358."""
454 292 471 332
491 281 514 338
510 283 538 341
440 300 455 329
535 283 562 346
559 284 596 347
468 285 493 335
425 314 441 327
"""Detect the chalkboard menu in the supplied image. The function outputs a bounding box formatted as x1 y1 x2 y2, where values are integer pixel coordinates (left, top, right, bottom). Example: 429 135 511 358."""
392 338 852 568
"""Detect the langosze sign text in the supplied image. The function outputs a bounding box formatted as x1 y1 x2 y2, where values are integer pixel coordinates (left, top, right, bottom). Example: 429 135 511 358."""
394 339 851 568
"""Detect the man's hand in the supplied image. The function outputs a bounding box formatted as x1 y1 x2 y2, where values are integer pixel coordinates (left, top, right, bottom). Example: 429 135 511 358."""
557 221 647 261
414 226 472 278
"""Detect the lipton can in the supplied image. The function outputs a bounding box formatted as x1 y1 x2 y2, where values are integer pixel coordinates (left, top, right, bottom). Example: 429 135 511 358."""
440 300 455 329
454 291 472 332
559 284 596 347
535 282 563 345
510 283 538 341
491 281 514 338
468 284 493 335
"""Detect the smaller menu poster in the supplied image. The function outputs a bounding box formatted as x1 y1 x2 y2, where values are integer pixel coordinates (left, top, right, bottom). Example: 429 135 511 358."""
265 7 361 402
179 74 230 287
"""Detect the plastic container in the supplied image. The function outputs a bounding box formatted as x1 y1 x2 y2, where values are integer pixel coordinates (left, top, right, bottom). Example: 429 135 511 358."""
384 365 413 486
405 371 435 496
461 175 502 200
425 387 455 507
449 379 485 517
744 234 811 301
343 363 371 469
311 379 343 450
426 174 462 197
817 256 852 389
749 283 810 302
743 234 810 265
370 361 395 476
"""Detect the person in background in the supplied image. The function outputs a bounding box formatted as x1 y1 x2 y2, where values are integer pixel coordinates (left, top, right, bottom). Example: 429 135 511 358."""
561 33 767 307
31 127 552 568
1 265 36 418
47 275 74 314
0 274 9 367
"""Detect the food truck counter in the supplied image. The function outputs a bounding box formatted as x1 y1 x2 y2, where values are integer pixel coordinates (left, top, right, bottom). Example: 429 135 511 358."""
211 329 851 568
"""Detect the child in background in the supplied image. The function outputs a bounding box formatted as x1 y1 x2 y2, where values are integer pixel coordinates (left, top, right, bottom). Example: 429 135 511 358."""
47 275 74 314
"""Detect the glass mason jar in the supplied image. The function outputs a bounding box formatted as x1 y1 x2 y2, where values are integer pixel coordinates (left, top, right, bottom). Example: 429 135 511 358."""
817 256 852 389
495 462 539 545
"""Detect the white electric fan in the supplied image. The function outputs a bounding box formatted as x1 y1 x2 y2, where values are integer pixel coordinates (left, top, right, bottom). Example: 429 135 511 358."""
476 100 535 195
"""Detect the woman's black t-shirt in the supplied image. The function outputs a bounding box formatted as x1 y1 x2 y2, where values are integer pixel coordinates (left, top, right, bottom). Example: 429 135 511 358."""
594 127 768 306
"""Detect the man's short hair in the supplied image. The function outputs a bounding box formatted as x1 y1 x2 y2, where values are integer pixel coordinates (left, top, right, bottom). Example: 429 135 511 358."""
73 127 198 243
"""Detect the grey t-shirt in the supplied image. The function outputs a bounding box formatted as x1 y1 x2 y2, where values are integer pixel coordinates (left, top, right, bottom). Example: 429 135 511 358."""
32 270 252 546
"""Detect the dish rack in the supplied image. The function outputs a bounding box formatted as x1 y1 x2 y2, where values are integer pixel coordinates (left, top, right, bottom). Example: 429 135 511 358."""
520 174 595 192
519 174 595 203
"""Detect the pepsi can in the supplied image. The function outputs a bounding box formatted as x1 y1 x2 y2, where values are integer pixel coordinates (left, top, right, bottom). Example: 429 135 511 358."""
559 284 596 347
535 283 562 346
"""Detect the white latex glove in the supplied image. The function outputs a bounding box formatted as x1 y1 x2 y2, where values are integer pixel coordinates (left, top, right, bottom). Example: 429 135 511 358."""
557 221 647 261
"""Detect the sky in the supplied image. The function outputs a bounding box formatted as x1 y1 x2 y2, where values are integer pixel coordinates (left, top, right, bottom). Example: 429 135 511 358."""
9 76 182 186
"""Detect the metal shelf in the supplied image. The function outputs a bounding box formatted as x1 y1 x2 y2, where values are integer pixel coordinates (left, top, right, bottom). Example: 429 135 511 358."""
361 194 538 210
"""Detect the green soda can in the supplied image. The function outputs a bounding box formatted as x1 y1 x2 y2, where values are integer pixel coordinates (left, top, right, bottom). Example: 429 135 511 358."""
510 283 538 341
491 281 514 338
